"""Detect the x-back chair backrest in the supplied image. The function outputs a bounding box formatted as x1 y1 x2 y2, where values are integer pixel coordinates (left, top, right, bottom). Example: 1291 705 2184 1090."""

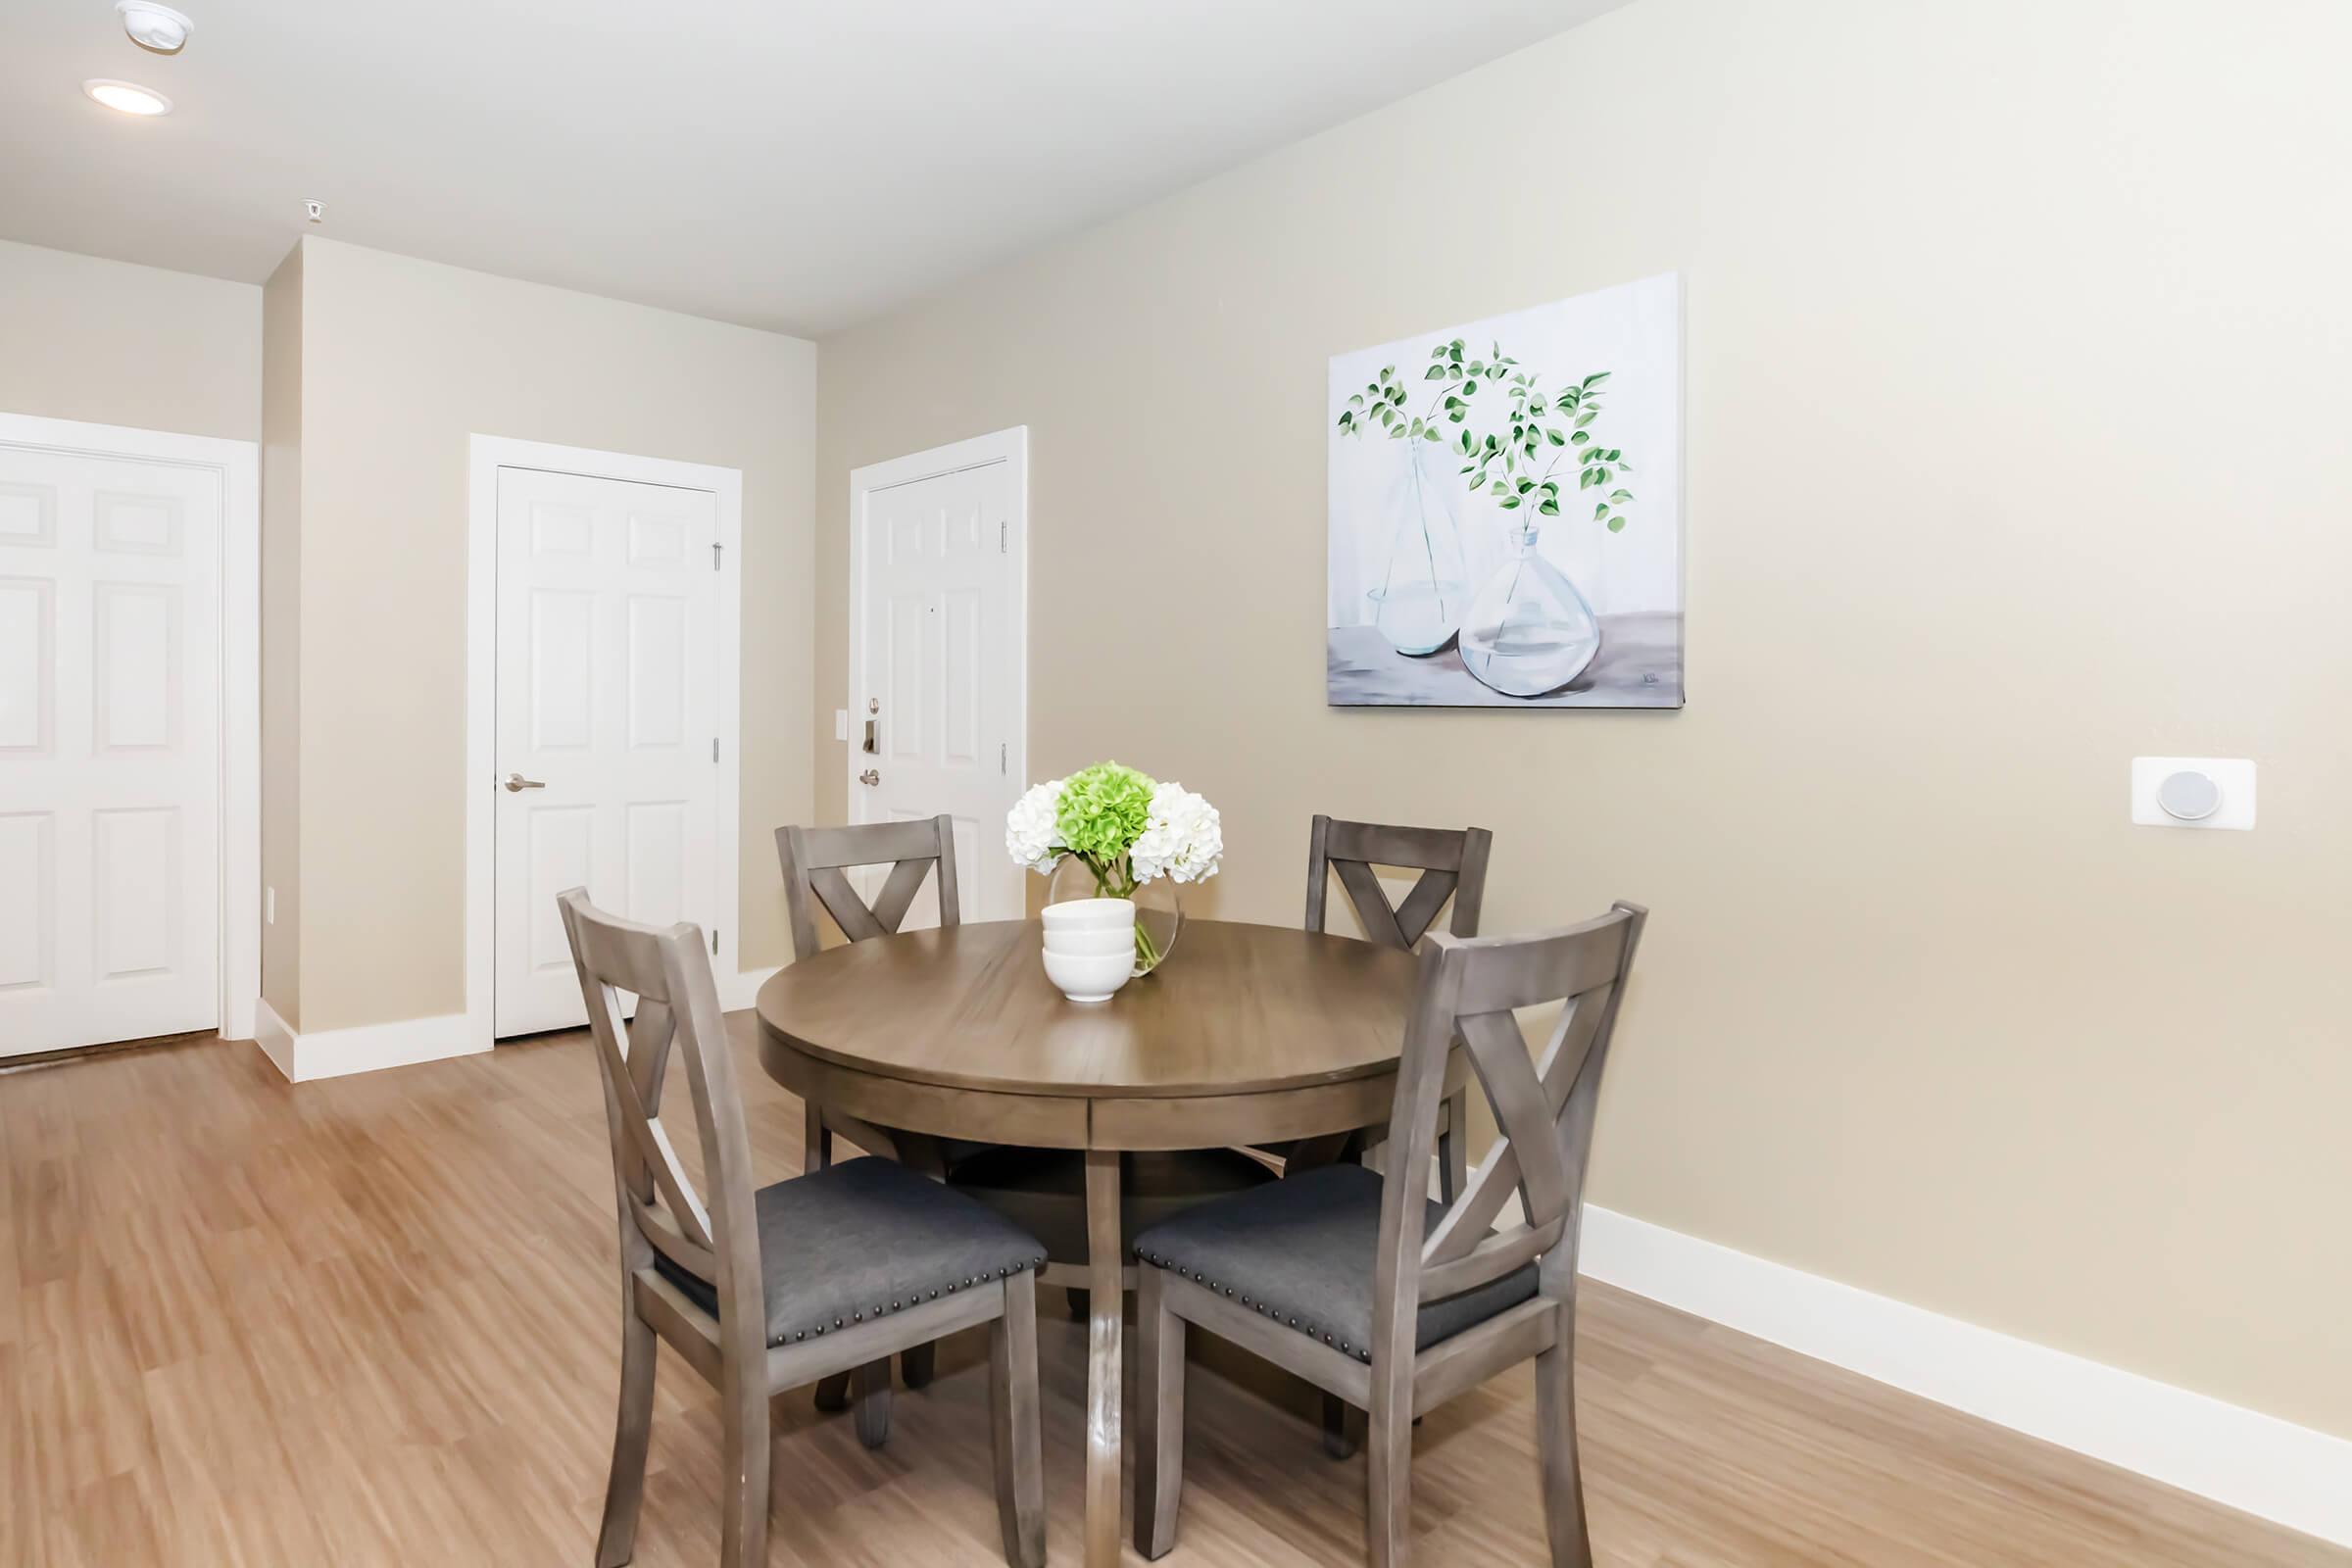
558 887 764 1338
776 815 962 959
1306 815 1494 950
1370 902 1648 1367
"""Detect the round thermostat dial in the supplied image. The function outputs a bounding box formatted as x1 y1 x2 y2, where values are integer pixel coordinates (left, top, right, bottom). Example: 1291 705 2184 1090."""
2156 769 2222 821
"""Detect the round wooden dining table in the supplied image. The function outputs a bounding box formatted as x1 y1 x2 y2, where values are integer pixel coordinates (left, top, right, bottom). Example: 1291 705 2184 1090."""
755 916 1443 1568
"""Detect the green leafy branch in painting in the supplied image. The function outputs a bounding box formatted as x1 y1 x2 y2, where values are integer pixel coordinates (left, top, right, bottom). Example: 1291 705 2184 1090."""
1335 336 1636 533
1451 345 1636 534
1332 336 1524 448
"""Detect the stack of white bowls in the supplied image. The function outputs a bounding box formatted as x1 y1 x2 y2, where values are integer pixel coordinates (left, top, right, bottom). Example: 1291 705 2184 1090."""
1039 898 1137 1003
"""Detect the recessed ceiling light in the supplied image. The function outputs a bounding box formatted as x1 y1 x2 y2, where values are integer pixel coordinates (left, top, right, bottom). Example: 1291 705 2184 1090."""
117 1 194 55
83 78 173 117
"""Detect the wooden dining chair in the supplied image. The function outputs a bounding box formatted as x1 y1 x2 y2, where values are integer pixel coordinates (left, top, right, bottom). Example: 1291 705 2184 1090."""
776 816 971 1173
1132 902 1648 1568
776 816 1011 1410
1303 814 1494 1206
558 887 1047 1568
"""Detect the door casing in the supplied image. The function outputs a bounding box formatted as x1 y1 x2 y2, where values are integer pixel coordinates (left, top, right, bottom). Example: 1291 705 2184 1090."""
466 435 741 1053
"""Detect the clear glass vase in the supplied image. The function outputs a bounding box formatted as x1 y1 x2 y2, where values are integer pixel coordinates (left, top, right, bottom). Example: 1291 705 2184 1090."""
1046 856 1183 977
1366 436 1470 657
1457 522 1602 697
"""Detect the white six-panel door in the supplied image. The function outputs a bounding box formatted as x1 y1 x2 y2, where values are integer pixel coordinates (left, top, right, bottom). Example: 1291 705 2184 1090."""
850 440 1024 926
0 448 221 1056
494 467 717 1036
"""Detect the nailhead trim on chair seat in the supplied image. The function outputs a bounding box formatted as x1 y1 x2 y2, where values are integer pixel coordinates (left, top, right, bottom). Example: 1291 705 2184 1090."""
1136 1250 1373 1363
761 1255 1047 1348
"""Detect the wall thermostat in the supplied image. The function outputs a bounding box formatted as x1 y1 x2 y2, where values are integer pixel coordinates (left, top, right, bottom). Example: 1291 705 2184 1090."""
2131 757 2255 830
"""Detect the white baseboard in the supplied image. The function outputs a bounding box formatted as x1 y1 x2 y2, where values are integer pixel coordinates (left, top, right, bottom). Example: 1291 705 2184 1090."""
720 964 781 1012
253 998 299 1079
1578 1204 2352 1548
258 966 777 1081
254 999 488 1083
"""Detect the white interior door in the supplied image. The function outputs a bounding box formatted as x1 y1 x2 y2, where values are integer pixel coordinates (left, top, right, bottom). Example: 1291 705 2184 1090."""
494 467 717 1036
0 447 220 1056
850 436 1025 925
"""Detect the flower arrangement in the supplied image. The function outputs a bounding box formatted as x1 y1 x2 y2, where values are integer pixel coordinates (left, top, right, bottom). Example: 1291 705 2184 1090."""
1006 760 1222 972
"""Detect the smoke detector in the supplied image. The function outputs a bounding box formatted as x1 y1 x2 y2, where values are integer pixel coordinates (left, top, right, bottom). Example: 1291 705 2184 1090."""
118 2 194 55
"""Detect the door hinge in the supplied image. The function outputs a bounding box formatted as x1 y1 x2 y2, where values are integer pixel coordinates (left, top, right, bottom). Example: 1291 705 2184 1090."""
1000 519 1006 554
1000 741 1006 774
712 542 722 570
711 928 720 956
712 736 719 763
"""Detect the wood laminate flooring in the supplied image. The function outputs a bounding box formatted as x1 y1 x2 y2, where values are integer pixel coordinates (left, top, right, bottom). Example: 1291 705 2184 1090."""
1 1021 2339 1567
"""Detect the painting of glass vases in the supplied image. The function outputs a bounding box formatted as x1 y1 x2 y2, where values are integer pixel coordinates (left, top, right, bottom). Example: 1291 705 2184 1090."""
1326 273 1683 709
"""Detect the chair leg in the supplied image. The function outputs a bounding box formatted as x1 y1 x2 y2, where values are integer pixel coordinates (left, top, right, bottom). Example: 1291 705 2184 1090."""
1438 1090 1468 1204
595 1306 658 1568
990 1271 1048 1568
804 1100 831 1174
717 1348 772 1568
853 1357 893 1449
1366 1369 1412 1568
1535 1314 1592 1568
1321 1392 1362 1460
901 1342 937 1389
804 1097 849 1408
1134 1264 1186 1559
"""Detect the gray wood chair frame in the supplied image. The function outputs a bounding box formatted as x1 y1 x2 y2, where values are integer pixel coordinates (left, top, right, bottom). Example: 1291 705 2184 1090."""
776 815 965 1411
776 815 963 1167
559 887 1044 1568
1305 813 1494 1205
1300 814 1494 1457
1136 901 1647 1568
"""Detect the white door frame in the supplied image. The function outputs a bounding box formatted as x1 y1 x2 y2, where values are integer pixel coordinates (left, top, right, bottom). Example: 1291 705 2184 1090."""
465 435 741 1050
845 425 1028 910
0 410 260 1045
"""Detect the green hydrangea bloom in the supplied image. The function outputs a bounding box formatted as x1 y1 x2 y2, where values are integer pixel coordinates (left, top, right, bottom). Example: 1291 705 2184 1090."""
1055 761 1155 865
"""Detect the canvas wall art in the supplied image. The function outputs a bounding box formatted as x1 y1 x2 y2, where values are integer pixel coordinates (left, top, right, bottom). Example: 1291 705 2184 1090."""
1327 273 1683 708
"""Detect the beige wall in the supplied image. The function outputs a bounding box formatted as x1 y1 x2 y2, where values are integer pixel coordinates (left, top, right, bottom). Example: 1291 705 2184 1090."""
0 238 260 441
261 246 304 1025
290 237 815 1033
816 0 2352 1439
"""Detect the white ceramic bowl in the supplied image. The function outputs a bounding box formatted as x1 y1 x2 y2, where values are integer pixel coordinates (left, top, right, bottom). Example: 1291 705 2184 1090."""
1040 897 1136 933
1042 948 1133 1004
1043 926 1135 958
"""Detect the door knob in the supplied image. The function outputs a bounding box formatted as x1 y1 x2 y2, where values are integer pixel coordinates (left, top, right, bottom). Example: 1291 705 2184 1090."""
503 772 547 792
858 769 880 787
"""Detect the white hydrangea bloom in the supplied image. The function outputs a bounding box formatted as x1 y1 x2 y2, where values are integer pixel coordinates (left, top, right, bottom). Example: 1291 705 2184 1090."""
1004 777 1066 874
1129 781 1223 885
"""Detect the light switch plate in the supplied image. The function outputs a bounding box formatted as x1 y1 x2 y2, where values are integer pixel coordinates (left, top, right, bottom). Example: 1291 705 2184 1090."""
833 709 849 742
2131 757 2255 830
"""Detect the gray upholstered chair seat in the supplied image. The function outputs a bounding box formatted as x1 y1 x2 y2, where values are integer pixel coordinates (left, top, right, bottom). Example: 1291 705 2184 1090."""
656 1156 1047 1348
1131 1161 1536 1364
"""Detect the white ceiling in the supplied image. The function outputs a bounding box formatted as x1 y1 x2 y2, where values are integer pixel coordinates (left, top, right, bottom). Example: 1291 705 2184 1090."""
1 0 1627 336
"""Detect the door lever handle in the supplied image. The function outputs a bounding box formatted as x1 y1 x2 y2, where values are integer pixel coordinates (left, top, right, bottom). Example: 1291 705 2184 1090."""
858 769 880 787
503 773 547 792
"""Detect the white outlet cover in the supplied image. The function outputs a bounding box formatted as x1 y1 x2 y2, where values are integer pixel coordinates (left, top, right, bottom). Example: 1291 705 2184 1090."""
2131 757 2255 830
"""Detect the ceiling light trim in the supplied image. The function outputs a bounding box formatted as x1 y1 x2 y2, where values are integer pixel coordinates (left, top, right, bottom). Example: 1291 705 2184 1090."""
82 78 174 117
